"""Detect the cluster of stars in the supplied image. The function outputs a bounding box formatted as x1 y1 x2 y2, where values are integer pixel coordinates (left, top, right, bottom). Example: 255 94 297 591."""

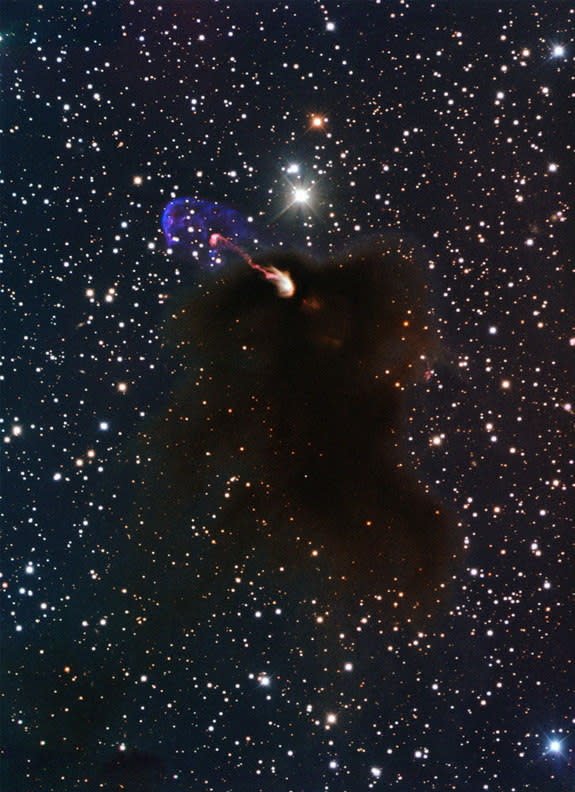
2 2 572 790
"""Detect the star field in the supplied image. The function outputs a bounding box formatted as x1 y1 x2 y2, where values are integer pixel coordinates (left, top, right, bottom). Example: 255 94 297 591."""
2 2 573 790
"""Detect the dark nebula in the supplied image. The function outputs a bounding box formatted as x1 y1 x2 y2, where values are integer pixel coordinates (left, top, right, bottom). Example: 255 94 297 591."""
98 749 166 792
127 236 459 622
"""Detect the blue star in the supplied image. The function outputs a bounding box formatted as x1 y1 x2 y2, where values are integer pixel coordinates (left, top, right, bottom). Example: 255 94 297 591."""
548 738 562 754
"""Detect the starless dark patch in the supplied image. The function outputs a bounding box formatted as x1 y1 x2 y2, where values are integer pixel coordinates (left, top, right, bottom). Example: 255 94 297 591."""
128 236 459 621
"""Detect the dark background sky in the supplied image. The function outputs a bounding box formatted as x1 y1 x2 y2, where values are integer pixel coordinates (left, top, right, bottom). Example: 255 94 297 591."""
2 1 573 790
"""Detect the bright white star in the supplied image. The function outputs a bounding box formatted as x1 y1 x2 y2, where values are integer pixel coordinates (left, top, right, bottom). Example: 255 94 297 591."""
293 187 310 204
